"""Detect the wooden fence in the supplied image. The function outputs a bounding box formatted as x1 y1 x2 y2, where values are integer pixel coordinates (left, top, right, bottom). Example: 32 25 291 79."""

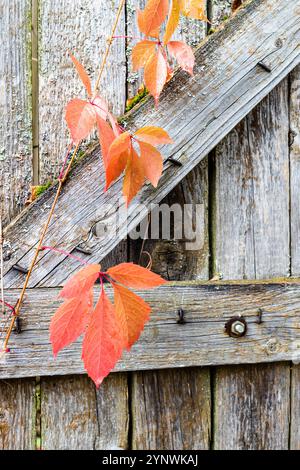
1 0 300 450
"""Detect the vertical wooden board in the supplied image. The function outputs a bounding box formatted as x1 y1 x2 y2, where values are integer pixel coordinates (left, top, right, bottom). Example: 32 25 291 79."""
0 0 33 224
289 65 300 450
213 364 290 450
212 80 291 449
0 378 36 450
95 373 129 450
210 0 232 28
131 368 211 450
38 0 126 182
129 2 210 449
41 375 98 450
126 0 207 97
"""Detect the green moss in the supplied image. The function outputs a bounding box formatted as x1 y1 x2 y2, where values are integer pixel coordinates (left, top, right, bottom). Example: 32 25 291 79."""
125 86 148 113
35 181 52 197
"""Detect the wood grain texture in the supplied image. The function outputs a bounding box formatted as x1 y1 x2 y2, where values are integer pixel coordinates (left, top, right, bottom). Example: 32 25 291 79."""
0 0 33 224
41 375 98 449
1 280 300 379
289 64 300 451
212 80 291 449
3 0 300 291
38 0 126 182
0 378 36 449
213 364 290 450
131 368 211 450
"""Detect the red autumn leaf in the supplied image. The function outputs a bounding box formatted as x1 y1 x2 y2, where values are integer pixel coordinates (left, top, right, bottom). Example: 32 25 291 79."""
50 290 93 357
82 288 123 388
132 40 157 71
60 264 101 299
144 49 168 105
167 41 195 75
139 141 163 187
65 99 96 143
134 126 173 146
107 262 167 289
96 116 116 169
113 283 151 350
163 0 181 44
105 132 131 190
122 148 145 205
69 52 92 97
108 112 122 137
137 0 169 38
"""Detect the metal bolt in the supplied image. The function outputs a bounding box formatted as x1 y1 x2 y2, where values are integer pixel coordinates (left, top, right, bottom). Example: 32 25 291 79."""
225 316 247 338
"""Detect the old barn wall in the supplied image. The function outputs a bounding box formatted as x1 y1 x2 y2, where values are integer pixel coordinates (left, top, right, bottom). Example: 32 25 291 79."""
0 0 300 449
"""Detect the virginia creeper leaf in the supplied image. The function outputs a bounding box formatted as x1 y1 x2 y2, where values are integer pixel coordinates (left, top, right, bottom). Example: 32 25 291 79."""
60 264 101 299
82 289 123 388
50 290 93 357
167 41 195 75
132 40 157 71
134 126 173 146
139 141 163 187
180 0 207 19
65 99 96 143
113 283 151 350
69 52 92 97
92 96 109 120
122 148 145 206
107 262 167 289
144 49 168 105
96 116 116 169
163 0 181 44
137 0 169 38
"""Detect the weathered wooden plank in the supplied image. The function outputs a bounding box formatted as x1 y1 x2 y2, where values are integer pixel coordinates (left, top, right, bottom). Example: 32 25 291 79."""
212 80 291 449
213 364 290 450
3 0 300 291
38 0 126 183
131 368 211 450
0 280 300 379
0 378 36 449
0 0 33 225
289 64 300 451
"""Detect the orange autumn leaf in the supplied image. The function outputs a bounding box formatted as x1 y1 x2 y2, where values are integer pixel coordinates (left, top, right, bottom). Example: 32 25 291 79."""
180 0 207 19
139 141 163 187
113 283 151 350
50 290 93 357
96 116 116 169
144 49 168 105
132 40 157 71
107 262 167 289
82 289 123 388
69 52 92 97
163 0 181 44
92 95 109 121
65 99 96 143
137 0 169 38
60 264 101 299
167 41 195 75
122 148 145 205
134 126 174 146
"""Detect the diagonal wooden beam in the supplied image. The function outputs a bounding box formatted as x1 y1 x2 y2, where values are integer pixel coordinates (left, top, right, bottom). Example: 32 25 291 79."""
3 0 300 289
1 279 300 379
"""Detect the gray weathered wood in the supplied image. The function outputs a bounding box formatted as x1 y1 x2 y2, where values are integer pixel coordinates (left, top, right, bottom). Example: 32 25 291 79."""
0 378 36 449
212 81 291 449
0 0 33 225
289 64 300 451
3 0 300 291
1 280 300 379
38 0 126 183
213 364 290 450
131 368 211 450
